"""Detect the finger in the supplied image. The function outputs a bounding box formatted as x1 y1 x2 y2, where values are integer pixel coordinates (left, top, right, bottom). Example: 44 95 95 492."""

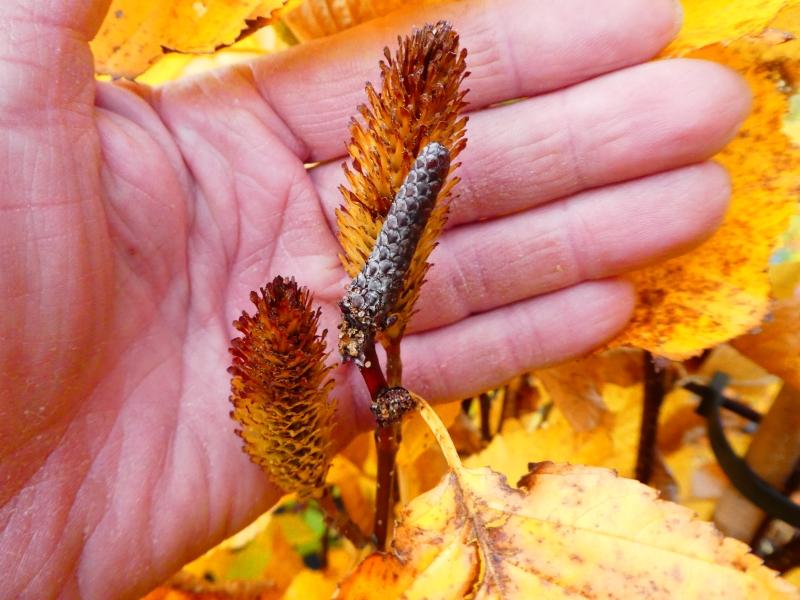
408 161 729 333
0 1 108 114
401 279 635 403
250 0 682 161
0 0 113 429
310 58 750 230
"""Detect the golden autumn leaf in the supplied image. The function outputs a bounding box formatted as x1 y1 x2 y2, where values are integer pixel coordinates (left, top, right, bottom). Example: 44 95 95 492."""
282 545 363 600
535 360 610 433
731 297 800 389
464 384 643 485
282 0 416 41
533 350 643 435
91 0 291 78
615 34 800 359
665 0 790 56
135 27 292 86
337 398 795 599
327 452 375 536
141 572 279 600
396 400 461 502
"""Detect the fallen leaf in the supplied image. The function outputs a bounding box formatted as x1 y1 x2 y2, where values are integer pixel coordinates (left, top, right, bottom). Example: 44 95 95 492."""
396 401 460 502
141 572 280 599
282 0 414 40
535 358 612 432
731 297 800 389
339 397 795 598
327 453 375 536
465 384 643 485
340 462 794 598
665 0 790 56
91 0 290 78
136 27 292 85
615 36 800 359
283 544 362 600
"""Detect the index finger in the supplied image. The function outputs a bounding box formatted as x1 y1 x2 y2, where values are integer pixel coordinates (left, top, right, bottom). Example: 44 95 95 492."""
249 0 682 161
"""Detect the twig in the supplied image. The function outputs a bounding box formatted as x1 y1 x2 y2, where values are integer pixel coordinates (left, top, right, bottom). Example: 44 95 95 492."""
317 487 368 549
320 522 330 570
636 352 668 484
374 421 400 549
764 536 800 573
385 335 403 387
360 341 387 399
479 392 492 441
359 341 396 550
498 380 517 432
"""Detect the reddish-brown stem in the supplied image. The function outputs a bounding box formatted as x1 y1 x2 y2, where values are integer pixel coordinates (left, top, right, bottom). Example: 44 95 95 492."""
385 335 403 387
320 522 330 570
516 375 539 418
479 393 492 441
636 352 667 484
358 341 396 550
360 341 388 398
317 487 369 549
498 381 516 432
374 421 400 549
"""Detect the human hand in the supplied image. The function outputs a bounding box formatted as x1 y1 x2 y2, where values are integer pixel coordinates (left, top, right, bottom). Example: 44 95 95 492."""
0 0 749 597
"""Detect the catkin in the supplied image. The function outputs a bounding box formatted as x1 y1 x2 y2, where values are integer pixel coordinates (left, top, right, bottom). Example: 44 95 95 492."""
339 142 450 365
229 276 336 498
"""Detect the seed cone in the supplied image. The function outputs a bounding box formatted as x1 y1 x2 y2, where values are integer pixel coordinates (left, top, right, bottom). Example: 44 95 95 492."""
229 276 335 498
340 142 450 364
336 20 468 342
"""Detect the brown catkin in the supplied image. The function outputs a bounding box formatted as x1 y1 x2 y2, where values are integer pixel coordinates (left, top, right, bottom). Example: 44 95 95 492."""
229 276 336 498
339 142 450 365
336 21 468 342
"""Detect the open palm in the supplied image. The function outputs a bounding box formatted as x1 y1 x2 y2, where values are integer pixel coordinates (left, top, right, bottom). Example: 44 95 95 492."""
0 0 750 597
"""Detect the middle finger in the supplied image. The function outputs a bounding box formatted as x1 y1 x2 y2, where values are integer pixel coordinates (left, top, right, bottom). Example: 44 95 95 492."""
310 58 749 229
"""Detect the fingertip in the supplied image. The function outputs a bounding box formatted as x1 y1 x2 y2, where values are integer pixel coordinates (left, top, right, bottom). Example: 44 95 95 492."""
675 59 753 144
564 278 636 345
644 0 685 48
693 160 732 233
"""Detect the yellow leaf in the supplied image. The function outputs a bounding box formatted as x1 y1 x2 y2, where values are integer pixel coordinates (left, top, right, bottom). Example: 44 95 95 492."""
771 260 800 299
283 571 337 600
282 0 413 41
615 37 800 359
396 401 460 502
534 358 612 432
731 297 800 389
136 27 292 85
340 461 794 598
91 0 289 78
327 454 375 536
283 546 359 600
464 384 642 485
141 572 280 599
398 400 462 467
787 567 800 587
665 0 790 56
337 397 794 598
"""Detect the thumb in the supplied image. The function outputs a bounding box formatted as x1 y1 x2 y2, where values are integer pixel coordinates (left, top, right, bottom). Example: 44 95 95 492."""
0 0 114 472
0 0 110 114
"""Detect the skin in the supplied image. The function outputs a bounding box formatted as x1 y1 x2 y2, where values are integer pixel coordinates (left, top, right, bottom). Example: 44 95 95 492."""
0 0 750 597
